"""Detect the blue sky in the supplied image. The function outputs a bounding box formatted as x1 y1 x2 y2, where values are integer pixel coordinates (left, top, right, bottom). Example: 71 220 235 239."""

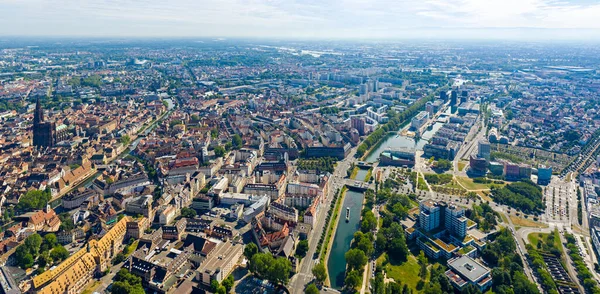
1 0 600 39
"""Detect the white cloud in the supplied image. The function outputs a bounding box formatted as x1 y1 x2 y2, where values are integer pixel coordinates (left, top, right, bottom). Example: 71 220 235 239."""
0 0 598 38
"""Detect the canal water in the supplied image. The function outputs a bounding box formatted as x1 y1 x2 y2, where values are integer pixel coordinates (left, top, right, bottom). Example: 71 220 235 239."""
364 108 450 163
355 168 369 182
327 189 365 289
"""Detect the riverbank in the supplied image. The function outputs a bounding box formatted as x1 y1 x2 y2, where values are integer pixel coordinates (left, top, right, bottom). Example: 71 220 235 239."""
362 122 410 162
321 186 348 286
326 189 366 289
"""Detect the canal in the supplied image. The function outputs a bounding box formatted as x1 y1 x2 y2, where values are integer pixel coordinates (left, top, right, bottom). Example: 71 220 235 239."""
355 168 369 182
364 108 451 163
327 189 365 289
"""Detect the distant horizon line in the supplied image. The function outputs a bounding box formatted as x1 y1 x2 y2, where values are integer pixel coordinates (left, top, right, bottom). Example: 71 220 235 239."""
0 27 600 43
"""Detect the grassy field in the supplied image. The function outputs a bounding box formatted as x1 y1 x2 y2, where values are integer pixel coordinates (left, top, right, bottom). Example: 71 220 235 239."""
455 176 492 190
349 166 359 179
378 253 422 291
443 179 465 190
458 161 467 172
124 240 139 257
509 215 548 228
417 174 429 190
81 280 102 294
528 230 563 254
478 190 493 202
499 213 510 224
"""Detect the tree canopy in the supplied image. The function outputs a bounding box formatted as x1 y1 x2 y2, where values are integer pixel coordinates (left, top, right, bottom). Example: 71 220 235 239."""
491 180 544 214
249 253 293 285
16 189 51 212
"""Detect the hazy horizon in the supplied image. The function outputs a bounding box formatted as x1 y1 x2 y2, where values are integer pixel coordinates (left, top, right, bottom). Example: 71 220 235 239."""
2 0 600 40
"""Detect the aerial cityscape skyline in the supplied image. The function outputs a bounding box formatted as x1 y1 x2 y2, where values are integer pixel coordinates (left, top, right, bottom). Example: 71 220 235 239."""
1 2 600 293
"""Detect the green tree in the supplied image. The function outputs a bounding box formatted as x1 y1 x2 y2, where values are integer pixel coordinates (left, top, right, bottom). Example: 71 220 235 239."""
344 270 361 289
305 283 319 294
433 159 452 171
50 245 70 262
16 190 51 212
113 252 126 264
222 275 234 292
44 233 58 248
25 234 43 255
210 279 220 293
296 240 309 257
417 251 428 279
180 207 197 218
216 285 227 294
232 134 243 149
269 257 292 285
244 242 258 260
214 146 226 157
360 210 377 233
345 248 367 271
312 263 327 284
119 135 131 145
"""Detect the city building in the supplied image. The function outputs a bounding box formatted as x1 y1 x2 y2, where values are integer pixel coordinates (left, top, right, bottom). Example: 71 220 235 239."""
33 217 130 294
411 111 429 130
445 256 493 292
537 165 552 185
478 140 491 161
32 98 69 147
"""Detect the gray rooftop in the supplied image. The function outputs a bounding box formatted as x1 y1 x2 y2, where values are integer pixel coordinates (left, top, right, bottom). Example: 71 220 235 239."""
447 256 490 282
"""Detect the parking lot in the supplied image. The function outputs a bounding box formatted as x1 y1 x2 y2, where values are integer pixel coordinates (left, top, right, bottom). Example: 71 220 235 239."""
543 177 573 227
235 276 283 294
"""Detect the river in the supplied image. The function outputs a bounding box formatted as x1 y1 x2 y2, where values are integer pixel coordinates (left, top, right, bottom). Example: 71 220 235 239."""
327 189 365 289
364 108 451 163
355 168 369 182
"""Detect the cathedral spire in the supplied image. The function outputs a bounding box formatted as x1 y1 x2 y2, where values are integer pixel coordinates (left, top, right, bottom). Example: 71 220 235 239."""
34 96 44 125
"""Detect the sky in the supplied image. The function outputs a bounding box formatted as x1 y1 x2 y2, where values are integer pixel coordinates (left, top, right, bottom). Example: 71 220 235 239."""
1 0 600 40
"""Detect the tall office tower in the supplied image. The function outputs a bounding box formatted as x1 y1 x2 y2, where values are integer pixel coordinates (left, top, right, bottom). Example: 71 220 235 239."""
450 90 458 105
419 200 441 232
478 139 491 161
440 91 448 101
359 84 368 95
460 90 468 103
351 116 366 136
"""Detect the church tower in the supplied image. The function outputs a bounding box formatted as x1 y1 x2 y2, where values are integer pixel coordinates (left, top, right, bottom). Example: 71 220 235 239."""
32 97 56 147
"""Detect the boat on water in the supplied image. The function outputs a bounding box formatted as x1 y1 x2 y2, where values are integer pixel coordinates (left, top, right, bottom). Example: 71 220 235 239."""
346 207 350 222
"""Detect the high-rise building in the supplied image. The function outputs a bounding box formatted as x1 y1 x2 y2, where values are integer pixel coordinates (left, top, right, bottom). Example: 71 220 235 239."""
445 205 467 238
478 140 491 161
359 84 368 95
351 116 366 136
450 90 458 105
440 91 448 102
419 200 441 232
461 90 468 103
537 165 552 185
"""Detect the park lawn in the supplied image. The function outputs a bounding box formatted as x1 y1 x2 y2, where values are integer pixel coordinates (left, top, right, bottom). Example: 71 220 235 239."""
124 240 139 257
528 231 563 253
499 213 510 224
456 176 495 190
478 191 493 202
510 215 548 229
458 161 467 172
379 253 422 291
442 179 465 190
